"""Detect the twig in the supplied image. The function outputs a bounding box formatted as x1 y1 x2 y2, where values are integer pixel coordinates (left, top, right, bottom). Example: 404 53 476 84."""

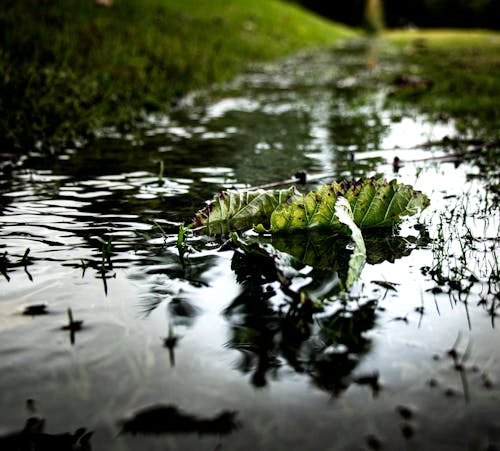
372 137 498 153
393 139 498 170
248 177 299 190
245 138 498 190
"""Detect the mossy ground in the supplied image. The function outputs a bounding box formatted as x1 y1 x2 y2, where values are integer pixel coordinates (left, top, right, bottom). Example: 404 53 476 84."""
384 29 500 138
2 1 499 155
0 0 353 153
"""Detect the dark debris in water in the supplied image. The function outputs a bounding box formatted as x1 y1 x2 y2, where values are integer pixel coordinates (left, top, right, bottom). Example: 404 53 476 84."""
120 404 240 436
391 74 434 95
371 280 399 292
400 421 416 440
0 416 93 451
22 304 48 316
366 433 383 450
352 371 381 396
396 405 415 420
427 334 500 404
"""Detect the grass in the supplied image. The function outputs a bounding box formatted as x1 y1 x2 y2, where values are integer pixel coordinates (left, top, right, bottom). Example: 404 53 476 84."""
387 29 500 49
2 2 498 154
383 29 500 138
0 0 353 154
424 187 499 331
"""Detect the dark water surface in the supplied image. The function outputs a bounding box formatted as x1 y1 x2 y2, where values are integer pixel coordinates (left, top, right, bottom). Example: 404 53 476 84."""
1 41 499 450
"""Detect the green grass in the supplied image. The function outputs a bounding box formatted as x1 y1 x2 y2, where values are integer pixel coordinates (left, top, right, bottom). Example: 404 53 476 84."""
384 29 500 137
387 29 500 49
0 0 354 153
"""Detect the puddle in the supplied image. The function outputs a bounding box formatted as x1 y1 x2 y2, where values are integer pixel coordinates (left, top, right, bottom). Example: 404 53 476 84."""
0 41 499 450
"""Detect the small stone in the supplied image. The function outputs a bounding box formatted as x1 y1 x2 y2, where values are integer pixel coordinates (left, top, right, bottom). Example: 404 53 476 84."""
396 405 414 420
366 434 383 450
401 422 415 440
482 374 494 389
428 378 438 388
22 304 48 316
444 387 456 397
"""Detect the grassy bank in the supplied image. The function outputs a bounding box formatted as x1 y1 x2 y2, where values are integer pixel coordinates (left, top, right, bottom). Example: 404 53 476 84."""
384 29 500 138
0 0 353 154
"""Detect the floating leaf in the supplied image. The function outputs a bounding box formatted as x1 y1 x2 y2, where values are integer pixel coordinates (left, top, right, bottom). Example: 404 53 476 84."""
192 187 300 235
192 178 428 235
270 178 429 232
190 178 427 292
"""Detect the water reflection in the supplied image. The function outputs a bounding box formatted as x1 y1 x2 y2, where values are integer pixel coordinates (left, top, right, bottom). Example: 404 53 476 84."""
216 218 431 392
0 247 32 282
226 291 379 395
363 226 431 264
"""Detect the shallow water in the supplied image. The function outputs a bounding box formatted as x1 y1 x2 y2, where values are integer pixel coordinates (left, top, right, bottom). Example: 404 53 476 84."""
1 41 499 450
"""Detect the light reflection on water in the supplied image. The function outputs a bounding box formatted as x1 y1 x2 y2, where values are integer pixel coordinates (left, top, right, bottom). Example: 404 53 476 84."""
0 42 499 450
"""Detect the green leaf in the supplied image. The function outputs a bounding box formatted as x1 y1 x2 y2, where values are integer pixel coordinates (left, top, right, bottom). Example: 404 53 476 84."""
270 178 429 232
192 187 300 235
189 178 427 294
341 178 430 228
192 178 429 235
270 183 342 232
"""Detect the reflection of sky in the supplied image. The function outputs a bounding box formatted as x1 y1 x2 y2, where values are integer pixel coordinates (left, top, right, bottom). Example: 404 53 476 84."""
381 115 456 149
